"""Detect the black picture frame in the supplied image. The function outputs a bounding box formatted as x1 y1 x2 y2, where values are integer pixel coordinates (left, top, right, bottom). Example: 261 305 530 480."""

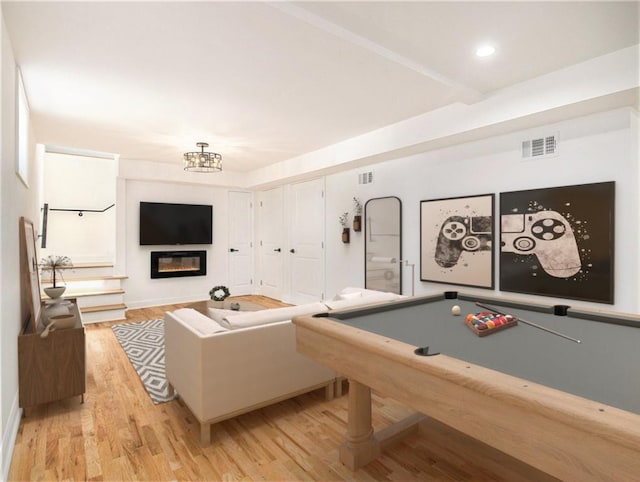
499 181 615 304
420 193 495 289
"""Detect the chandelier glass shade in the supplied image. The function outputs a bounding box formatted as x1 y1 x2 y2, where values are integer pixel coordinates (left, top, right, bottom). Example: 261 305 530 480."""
183 142 222 172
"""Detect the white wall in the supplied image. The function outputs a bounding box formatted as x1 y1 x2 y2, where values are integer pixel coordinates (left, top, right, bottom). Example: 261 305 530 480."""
123 179 231 307
41 152 117 263
0 12 5 477
247 46 639 189
325 108 639 313
1 10 41 480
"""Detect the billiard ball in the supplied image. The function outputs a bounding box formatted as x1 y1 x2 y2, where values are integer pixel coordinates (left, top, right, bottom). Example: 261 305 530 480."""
451 305 461 316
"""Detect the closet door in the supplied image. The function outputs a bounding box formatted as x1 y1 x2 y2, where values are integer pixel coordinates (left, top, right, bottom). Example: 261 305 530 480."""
228 191 253 295
257 187 284 300
288 178 325 304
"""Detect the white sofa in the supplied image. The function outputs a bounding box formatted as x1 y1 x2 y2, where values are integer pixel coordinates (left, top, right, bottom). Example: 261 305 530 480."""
164 288 403 444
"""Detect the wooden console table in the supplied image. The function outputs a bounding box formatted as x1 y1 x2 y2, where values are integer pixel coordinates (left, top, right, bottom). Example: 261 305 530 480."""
18 300 85 414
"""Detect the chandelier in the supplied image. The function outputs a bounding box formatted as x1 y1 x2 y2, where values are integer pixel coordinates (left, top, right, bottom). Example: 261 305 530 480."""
183 142 222 173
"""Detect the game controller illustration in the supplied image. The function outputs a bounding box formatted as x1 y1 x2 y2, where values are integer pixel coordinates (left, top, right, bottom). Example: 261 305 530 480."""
501 210 581 278
435 216 492 268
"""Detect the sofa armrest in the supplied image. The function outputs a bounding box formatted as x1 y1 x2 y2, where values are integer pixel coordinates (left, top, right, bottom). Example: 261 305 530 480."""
165 310 207 416
165 312 336 424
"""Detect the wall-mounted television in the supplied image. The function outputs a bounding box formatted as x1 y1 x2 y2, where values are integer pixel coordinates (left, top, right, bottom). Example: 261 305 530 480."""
139 202 212 245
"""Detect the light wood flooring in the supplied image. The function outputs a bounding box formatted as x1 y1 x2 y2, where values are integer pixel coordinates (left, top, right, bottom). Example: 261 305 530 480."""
9 296 554 481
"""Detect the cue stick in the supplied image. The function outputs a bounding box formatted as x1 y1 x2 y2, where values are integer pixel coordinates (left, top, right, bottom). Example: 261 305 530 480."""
475 302 582 344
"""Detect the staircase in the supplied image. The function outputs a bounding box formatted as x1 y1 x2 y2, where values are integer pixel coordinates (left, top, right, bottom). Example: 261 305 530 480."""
41 262 127 324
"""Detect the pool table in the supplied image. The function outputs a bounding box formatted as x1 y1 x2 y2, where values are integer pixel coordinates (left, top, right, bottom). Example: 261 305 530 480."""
292 292 640 480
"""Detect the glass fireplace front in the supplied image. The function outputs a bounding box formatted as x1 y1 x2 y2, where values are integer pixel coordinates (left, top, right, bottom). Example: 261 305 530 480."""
150 251 207 279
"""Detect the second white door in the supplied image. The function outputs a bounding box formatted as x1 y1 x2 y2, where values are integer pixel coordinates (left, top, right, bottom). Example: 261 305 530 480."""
288 178 325 304
228 191 253 296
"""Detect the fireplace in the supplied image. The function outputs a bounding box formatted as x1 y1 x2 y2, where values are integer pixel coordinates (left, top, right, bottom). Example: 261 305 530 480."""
150 251 207 279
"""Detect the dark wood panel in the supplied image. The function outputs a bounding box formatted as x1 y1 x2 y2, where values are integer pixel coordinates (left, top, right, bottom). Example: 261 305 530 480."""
18 301 85 409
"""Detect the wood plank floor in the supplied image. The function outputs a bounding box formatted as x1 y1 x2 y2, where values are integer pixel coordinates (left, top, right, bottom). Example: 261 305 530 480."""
9 296 555 481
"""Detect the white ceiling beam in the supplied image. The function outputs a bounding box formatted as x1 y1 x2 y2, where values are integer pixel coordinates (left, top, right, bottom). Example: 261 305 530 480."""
245 45 639 189
268 2 483 104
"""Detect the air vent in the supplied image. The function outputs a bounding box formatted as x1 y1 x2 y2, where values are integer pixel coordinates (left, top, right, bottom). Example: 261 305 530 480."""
522 134 557 159
358 171 374 185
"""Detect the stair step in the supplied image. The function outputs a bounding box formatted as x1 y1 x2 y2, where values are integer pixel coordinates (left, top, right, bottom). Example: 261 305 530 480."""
52 262 116 278
64 288 125 298
75 293 125 309
81 305 127 324
42 278 125 292
80 303 127 314
62 262 114 269
41 274 128 283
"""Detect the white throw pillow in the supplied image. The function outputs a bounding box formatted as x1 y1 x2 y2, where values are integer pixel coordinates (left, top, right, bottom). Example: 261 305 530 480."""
219 302 328 329
338 291 362 300
207 307 241 323
340 286 366 295
172 308 228 335
324 291 401 310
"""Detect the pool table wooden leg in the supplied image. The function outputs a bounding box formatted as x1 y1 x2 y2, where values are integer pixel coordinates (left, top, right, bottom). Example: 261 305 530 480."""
339 379 380 469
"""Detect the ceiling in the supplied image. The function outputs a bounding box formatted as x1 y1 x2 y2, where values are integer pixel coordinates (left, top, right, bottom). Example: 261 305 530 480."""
3 1 638 172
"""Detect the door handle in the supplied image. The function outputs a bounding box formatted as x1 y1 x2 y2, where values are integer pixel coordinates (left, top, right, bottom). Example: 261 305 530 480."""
229 248 239 252
290 249 295 253
274 248 281 252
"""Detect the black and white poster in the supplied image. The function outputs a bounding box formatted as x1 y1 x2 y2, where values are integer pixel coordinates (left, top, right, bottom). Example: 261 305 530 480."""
420 194 494 289
500 181 615 304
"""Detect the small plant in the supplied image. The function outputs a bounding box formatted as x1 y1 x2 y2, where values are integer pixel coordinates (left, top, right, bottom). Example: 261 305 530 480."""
209 285 230 302
339 212 349 228
40 255 73 287
353 197 363 216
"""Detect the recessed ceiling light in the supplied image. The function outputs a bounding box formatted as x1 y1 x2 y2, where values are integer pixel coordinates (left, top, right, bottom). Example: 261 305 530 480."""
475 45 496 58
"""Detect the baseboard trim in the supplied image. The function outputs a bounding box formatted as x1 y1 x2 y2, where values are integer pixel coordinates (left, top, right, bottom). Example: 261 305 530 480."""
126 294 208 310
1 391 22 482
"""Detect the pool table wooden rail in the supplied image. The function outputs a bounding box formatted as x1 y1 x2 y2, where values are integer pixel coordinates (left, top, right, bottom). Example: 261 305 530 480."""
293 307 640 480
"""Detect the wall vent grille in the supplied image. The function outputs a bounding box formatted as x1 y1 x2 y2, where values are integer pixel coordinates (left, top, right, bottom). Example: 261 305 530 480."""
358 171 374 185
522 134 557 159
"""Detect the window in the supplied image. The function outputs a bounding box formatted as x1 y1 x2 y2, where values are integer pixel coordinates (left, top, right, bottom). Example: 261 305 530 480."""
16 68 30 187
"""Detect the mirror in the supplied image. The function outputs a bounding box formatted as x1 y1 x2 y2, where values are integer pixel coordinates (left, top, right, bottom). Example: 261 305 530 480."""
365 196 402 294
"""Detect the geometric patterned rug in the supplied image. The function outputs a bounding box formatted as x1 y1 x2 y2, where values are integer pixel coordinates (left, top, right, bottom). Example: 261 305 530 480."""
112 319 176 404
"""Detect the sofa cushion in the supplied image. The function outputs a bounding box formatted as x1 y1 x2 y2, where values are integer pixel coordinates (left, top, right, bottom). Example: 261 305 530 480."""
207 307 241 323
172 308 228 335
338 286 365 296
324 290 402 310
336 286 401 299
219 302 328 329
336 291 362 300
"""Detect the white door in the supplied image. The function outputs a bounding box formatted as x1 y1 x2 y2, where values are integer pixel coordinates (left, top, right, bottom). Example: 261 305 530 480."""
228 191 253 296
258 187 284 300
289 178 325 304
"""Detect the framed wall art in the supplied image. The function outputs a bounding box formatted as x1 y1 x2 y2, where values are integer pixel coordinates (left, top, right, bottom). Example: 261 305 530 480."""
420 193 494 289
500 181 615 304
20 216 42 332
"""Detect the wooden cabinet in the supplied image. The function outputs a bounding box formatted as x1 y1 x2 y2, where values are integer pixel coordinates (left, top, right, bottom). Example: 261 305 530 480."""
18 301 85 412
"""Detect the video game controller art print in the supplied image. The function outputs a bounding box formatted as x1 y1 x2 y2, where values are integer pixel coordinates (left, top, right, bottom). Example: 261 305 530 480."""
501 210 581 278
420 194 495 290
435 216 492 268
499 182 615 304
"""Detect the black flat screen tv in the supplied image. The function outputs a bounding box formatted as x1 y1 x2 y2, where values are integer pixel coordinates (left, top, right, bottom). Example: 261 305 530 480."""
139 202 212 245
